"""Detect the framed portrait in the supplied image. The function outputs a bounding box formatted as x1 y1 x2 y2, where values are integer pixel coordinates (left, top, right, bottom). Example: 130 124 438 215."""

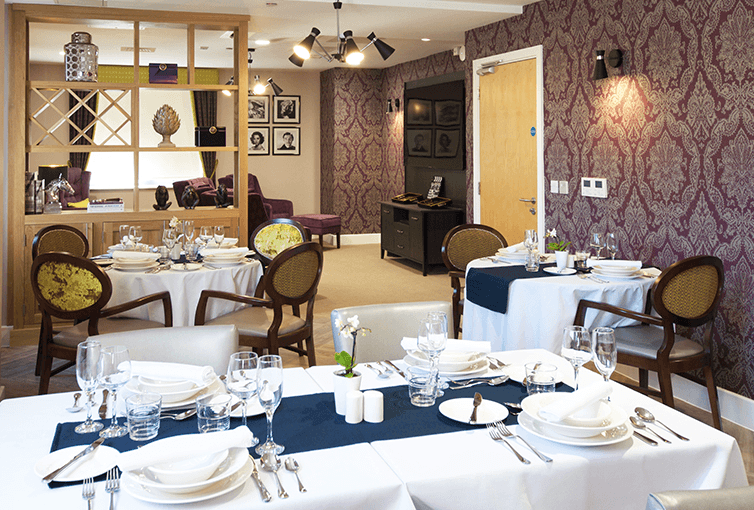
272 95 300 124
272 127 300 156
435 100 462 126
248 127 270 156
434 129 460 158
405 98 432 125
248 95 269 124
406 128 432 157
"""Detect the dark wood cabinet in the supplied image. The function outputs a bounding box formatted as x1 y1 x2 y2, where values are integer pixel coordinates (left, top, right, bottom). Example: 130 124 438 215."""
379 201 464 276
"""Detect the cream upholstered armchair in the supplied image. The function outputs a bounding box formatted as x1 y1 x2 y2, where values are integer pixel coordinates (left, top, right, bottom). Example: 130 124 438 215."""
646 486 754 510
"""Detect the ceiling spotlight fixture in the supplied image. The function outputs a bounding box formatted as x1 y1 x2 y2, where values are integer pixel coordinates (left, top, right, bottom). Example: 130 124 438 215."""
593 49 623 80
222 76 234 97
251 74 284 96
288 1 395 67
255 39 270 46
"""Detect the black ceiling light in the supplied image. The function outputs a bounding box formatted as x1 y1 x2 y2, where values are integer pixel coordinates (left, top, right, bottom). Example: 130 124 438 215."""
367 32 395 61
251 74 284 96
593 49 623 80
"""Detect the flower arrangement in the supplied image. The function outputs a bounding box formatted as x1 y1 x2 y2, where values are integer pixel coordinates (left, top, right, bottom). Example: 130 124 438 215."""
334 315 371 378
168 216 184 242
545 228 571 252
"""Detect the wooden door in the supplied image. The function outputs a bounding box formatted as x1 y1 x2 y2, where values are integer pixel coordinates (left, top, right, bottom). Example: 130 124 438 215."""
479 59 538 245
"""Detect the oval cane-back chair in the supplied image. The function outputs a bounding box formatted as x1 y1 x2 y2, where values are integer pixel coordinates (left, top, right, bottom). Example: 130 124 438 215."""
250 218 309 269
195 241 323 366
32 224 89 259
574 255 724 429
441 224 508 338
31 252 173 394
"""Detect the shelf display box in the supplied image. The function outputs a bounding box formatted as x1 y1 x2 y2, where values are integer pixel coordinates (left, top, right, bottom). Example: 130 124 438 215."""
149 63 178 84
195 126 227 147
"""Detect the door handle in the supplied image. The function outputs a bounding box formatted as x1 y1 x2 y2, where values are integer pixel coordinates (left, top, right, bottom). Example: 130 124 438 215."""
529 207 536 215
519 197 536 205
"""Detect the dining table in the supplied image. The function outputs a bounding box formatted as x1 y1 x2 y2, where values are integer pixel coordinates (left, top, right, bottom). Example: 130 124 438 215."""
105 259 263 327
1 350 746 510
462 257 658 352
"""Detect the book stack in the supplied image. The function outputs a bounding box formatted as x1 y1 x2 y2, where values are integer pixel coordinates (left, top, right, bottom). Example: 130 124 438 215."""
87 198 124 213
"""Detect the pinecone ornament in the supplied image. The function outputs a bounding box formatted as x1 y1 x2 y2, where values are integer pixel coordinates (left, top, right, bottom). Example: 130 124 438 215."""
152 104 180 147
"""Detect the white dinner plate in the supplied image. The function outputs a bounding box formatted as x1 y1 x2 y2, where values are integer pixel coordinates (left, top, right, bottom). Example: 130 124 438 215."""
405 350 486 372
112 261 159 272
590 269 642 280
124 447 247 495
35 445 119 482
123 456 251 504
543 267 576 275
229 395 265 418
202 259 245 268
497 364 563 385
93 259 113 266
170 263 202 271
518 411 633 446
124 375 216 405
403 356 489 377
591 264 641 274
520 393 628 438
439 398 509 425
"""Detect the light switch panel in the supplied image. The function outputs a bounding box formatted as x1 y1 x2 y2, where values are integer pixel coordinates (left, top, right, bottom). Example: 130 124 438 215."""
581 178 593 197
594 178 607 198
550 180 559 193
559 181 568 194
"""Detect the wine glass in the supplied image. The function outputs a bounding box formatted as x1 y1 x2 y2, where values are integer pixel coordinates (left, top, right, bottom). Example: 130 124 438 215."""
183 220 195 249
606 233 618 260
524 229 538 252
593 327 617 384
226 351 260 434
524 229 539 272
199 226 213 246
129 226 143 249
75 340 104 434
119 224 130 247
214 225 225 247
162 227 177 252
561 325 592 390
427 311 450 394
590 232 605 260
418 317 447 398
98 345 131 438
256 355 284 456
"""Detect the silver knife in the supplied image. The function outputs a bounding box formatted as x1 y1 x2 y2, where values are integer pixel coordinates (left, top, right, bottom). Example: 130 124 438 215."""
98 389 109 419
42 438 106 483
249 455 272 502
383 360 405 378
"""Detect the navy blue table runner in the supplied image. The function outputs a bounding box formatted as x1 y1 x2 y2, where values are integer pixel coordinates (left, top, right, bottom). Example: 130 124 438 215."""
466 263 556 314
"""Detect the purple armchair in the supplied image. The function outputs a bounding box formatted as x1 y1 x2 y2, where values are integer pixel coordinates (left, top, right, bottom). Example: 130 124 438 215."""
172 177 217 207
61 167 91 209
218 174 293 219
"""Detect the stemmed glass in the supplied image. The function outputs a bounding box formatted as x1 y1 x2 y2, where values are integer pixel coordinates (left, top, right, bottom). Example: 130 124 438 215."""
226 352 260 436
128 226 142 249
162 227 177 260
561 325 592 390
593 327 617 384
183 220 195 249
418 317 447 398
119 225 130 247
256 355 284 456
524 229 539 272
590 232 605 260
214 225 225 247
199 226 213 246
75 340 103 434
606 233 618 260
98 345 131 438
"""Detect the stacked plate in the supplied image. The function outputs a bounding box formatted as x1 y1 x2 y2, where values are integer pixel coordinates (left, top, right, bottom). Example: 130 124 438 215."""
110 251 160 272
201 248 249 268
403 350 489 377
122 447 252 504
518 393 632 446
496 247 528 261
590 264 642 279
124 374 218 409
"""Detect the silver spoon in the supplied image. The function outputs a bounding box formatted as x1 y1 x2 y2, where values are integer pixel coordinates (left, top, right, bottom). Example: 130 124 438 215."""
160 409 196 421
635 407 689 441
66 392 83 413
261 454 289 499
365 363 390 379
285 457 307 493
630 416 671 443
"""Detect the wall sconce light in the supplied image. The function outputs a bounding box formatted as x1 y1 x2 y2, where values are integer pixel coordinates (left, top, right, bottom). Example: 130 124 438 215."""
386 98 401 114
222 76 234 97
251 75 284 96
593 49 623 80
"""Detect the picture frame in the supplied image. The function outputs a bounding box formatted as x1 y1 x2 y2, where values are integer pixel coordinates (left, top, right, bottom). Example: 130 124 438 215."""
273 95 300 124
434 129 460 158
406 128 432 157
405 98 432 125
248 127 270 156
272 127 300 155
248 95 269 124
435 100 462 126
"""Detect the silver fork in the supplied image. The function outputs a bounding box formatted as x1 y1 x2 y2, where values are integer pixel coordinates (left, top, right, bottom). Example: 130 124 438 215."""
495 421 552 462
486 423 530 464
82 476 95 510
105 467 120 510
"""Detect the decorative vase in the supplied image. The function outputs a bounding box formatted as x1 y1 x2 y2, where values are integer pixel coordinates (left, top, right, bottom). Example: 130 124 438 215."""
64 32 98 82
332 370 361 416
170 244 182 260
152 104 181 148
555 250 569 270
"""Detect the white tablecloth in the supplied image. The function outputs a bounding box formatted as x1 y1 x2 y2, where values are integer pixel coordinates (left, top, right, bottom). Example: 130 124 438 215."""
107 260 263 326
462 258 656 352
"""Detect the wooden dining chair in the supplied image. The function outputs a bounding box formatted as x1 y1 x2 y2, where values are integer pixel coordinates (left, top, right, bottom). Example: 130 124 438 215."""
30 252 173 394
249 217 309 269
195 241 323 366
574 255 724 430
32 224 89 259
441 224 508 338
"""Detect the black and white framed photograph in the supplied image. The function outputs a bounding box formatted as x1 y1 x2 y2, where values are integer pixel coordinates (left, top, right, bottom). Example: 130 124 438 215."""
248 95 269 124
272 95 300 124
248 127 270 156
272 127 300 155
406 128 432 157
435 100 462 126
434 129 460 158
405 98 432 125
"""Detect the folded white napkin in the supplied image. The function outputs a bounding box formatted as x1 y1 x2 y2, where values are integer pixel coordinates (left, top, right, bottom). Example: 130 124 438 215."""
111 251 159 261
117 426 254 472
204 238 239 249
504 241 526 253
130 361 215 384
200 247 249 258
400 337 491 354
587 259 641 270
538 382 612 422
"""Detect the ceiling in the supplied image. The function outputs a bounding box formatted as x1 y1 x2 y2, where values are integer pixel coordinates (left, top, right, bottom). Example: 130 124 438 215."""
19 0 540 71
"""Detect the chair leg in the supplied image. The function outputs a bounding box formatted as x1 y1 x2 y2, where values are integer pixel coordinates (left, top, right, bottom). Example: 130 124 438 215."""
336 232 340 248
297 340 304 356
35 329 45 376
657 367 675 409
639 369 649 389
38 354 54 395
703 365 722 430
305 335 316 367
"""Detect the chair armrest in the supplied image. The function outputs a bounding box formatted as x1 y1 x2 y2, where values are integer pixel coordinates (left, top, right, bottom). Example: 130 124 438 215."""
194 289 272 325
574 299 663 328
99 291 173 326
264 198 293 218
448 270 465 279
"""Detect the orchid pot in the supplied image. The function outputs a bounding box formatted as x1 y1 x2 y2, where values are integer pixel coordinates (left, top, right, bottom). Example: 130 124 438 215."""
333 370 362 415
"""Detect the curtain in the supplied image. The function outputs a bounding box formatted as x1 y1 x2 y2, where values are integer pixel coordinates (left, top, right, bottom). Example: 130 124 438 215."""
69 90 98 170
192 91 218 180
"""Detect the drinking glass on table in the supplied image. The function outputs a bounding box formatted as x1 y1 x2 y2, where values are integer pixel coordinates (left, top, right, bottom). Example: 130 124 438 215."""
593 327 617 384
256 355 284 456
183 220 195 248
98 345 131 438
119 224 130 248
524 229 539 272
418 317 447 399
590 232 605 259
606 233 618 260
75 340 103 434
226 351 260 432
562 325 592 390
214 225 225 247
427 311 450 394
162 227 177 260
199 226 213 246
128 226 143 249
